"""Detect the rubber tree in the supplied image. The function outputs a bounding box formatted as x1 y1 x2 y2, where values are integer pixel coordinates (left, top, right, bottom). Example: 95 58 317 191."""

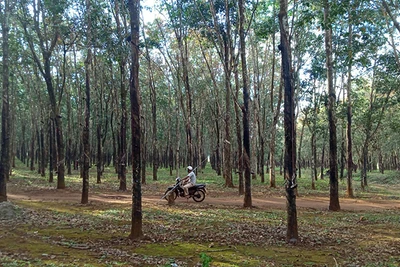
81 0 92 204
324 0 340 211
0 0 11 202
128 0 143 240
239 0 252 208
279 0 298 243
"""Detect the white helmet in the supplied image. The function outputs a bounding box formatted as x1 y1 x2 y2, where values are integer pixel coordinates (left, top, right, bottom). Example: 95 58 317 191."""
187 166 193 171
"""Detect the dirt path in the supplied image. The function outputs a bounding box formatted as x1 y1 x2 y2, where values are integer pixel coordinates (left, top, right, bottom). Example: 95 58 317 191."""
7 186 400 212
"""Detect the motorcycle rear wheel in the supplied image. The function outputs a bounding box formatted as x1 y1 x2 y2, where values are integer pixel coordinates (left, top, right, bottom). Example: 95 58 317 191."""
192 189 206 202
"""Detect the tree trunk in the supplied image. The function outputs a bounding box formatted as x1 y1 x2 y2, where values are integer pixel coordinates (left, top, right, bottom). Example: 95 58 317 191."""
297 118 305 179
269 18 281 188
361 144 369 190
324 0 340 211
142 25 158 181
311 132 317 189
66 91 72 175
141 112 147 185
81 0 92 204
49 120 54 183
233 63 244 195
40 128 46 177
128 0 143 240
346 2 354 198
222 0 233 188
97 124 103 184
320 131 327 180
0 0 11 202
279 0 298 243
238 0 252 208
30 126 35 171
119 61 127 191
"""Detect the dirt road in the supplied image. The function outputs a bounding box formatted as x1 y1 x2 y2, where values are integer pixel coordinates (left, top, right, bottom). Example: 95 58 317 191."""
7 186 400 212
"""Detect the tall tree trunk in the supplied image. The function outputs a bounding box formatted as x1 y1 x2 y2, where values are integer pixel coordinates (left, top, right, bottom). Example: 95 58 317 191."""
81 0 92 204
311 131 317 189
66 91 72 175
114 0 127 190
234 64 244 195
97 124 103 184
119 62 127 191
0 0 10 202
128 0 143 240
361 143 369 190
324 0 340 211
208 0 232 183
142 24 158 181
49 120 54 183
30 125 35 171
320 131 327 179
346 2 355 198
141 112 146 184
297 118 305 179
40 128 46 177
239 0 252 208
222 0 233 188
279 0 298 243
269 14 281 188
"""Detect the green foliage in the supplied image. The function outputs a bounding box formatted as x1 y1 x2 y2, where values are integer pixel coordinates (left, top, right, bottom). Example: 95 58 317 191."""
200 253 212 267
44 0 69 17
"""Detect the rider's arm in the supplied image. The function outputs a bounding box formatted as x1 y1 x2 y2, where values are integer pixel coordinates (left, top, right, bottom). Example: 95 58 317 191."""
181 175 190 184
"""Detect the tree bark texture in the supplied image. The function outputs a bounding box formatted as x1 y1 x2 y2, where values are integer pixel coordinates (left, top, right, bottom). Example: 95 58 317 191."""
346 2 354 198
279 0 298 243
223 0 233 188
81 0 92 204
239 0 252 208
0 0 11 202
119 62 128 191
129 0 143 240
234 65 244 195
324 0 340 211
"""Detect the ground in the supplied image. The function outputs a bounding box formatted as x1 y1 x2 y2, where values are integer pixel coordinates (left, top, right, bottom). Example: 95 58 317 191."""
1 171 400 267
7 183 400 211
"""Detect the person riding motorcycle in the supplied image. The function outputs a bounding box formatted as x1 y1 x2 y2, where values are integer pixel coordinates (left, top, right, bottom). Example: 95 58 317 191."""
182 166 196 197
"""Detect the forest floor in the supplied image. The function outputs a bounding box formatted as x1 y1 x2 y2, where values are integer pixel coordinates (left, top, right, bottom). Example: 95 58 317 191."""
6 184 400 211
1 167 400 267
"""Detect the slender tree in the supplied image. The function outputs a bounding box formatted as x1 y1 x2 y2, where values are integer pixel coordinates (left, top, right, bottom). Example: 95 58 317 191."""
142 19 158 181
115 0 129 191
279 0 298 243
81 0 92 204
239 0 252 208
346 1 355 198
0 0 11 202
269 15 281 188
129 0 143 240
221 0 233 188
324 0 340 211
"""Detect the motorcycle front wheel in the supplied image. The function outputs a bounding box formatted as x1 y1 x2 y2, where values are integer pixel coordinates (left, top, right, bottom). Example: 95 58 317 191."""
192 189 206 202
164 189 178 200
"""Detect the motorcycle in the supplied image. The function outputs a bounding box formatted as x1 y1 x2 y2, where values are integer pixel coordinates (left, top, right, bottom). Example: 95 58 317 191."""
162 177 207 202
